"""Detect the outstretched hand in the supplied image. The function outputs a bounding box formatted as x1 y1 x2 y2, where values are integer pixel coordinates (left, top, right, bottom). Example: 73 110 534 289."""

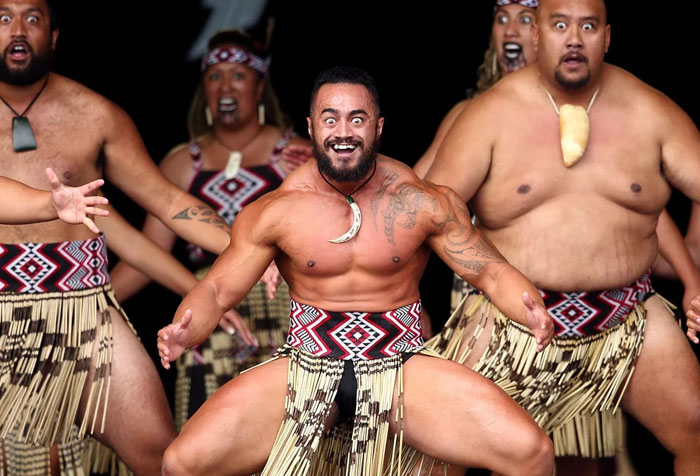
218 308 258 347
157 309 193 369
261 261 282 300
523 292 554 351
46 168 109 233
279 144 312 171
685 295 700 344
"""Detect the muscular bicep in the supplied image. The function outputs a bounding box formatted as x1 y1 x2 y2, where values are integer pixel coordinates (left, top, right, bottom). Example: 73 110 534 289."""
202 202 279 310
660 101 700 203
424 100 493 202
426 186 506 285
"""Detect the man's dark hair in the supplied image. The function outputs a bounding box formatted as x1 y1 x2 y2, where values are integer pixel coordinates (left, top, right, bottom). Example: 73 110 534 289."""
309 66 380 115
45 0 60 31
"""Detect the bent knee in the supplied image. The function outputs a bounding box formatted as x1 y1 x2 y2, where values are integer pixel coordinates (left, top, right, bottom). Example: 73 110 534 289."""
662 406 700 456
162 440 203 476
510 430 554 476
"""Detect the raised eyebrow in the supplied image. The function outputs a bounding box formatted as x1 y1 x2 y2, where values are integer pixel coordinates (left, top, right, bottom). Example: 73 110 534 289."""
321 108 338 115
550 13 570 21
349 109 368 116
580 15 600 23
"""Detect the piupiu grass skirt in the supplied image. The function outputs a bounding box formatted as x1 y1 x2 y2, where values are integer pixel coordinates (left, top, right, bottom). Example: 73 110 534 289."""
255 299 436 475
174 277 290 430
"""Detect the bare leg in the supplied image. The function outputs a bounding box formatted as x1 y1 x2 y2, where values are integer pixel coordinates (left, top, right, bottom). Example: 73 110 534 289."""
79 307 176 476
394 355 554 476
162 357 289 476
621 295 700 476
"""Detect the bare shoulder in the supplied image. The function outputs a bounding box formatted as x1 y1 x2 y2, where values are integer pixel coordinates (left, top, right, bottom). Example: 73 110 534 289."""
49 73 121 117
605 65 685 115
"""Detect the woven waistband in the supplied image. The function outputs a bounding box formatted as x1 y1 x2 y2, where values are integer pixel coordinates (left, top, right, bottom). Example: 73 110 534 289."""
542 272 653 337
286 299 424 360
0 235 109 293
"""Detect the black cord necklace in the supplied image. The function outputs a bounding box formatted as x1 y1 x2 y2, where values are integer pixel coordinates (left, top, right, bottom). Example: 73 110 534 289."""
318 159 377 244
0 75 50 152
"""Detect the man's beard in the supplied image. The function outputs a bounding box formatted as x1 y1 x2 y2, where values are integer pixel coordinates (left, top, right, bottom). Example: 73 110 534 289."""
555 68 591 90
313 134 380 183
554 53 591 91
0 44 52 86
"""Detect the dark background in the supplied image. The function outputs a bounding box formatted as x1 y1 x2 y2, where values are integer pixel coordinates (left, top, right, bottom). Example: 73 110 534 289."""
50 2 697 474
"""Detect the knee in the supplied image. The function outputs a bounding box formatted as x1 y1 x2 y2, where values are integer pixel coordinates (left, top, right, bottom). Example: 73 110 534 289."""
162 440 200 476
665 406 700 456
513 430 554 476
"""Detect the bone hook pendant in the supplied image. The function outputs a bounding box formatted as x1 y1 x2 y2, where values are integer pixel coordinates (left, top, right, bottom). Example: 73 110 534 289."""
329 196 362 244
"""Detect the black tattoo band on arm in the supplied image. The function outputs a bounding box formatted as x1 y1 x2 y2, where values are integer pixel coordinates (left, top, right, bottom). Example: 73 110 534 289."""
173 206 231 236
434 190 505 274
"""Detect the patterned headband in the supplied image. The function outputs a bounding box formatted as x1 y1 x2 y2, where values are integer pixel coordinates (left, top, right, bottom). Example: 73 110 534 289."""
495 0 539 11
201 46 270 74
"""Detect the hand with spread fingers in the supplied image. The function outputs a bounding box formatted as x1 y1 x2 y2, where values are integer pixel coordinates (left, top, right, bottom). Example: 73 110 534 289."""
523 292 554 351
685 295 700 344
46 167 109 233
157 309 193 369
218 309 258 347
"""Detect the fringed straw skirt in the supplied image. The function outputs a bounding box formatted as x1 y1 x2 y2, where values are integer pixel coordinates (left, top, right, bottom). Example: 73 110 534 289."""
0 236 131 475
256 299 434 476
174 276 290 430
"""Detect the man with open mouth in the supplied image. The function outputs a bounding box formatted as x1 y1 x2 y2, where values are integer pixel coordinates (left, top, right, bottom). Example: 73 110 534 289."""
413 0 700 475
157 65 556 476
0 0 233 474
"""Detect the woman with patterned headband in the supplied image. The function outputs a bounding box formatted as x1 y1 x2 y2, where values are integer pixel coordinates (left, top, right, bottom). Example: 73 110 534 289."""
110 29 311 429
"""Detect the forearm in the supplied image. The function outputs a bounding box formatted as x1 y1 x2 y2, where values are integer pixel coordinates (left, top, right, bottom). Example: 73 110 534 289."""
109 262 152 302
464 262 545 327
656 209 700 287
158 191 231 254
0 178 55 224
175 279 228 347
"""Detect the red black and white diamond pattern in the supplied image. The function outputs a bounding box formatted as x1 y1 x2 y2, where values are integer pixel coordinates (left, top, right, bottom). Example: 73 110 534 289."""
0 236 109 293
541 273 652 337
196 168 281 225
286 300 424 360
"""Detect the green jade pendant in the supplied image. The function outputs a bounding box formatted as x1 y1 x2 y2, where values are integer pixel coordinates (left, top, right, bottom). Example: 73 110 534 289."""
12 116 37 152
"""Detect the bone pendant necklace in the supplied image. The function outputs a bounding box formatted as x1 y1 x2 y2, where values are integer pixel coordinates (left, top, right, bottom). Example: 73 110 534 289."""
319 160 377 244
543 85 600 167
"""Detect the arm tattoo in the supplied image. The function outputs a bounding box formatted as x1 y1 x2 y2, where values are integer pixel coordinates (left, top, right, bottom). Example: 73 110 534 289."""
173 205 231 236
433 191 505 274
381 183 436 245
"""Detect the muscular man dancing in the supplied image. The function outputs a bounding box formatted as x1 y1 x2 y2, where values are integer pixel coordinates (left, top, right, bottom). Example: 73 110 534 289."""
157 66 555 476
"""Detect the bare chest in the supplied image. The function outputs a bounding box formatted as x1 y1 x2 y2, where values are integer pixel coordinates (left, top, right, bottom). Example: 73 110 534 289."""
474 107 670 228
0 109 104 188
276 194 430 277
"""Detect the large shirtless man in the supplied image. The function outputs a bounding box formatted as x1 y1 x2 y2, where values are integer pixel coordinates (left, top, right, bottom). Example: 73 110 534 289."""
156 66 555 476
421 0 700 474
0 0 231 474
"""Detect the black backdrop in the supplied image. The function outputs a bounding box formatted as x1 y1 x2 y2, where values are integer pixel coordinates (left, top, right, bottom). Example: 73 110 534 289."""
49 2 698 474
